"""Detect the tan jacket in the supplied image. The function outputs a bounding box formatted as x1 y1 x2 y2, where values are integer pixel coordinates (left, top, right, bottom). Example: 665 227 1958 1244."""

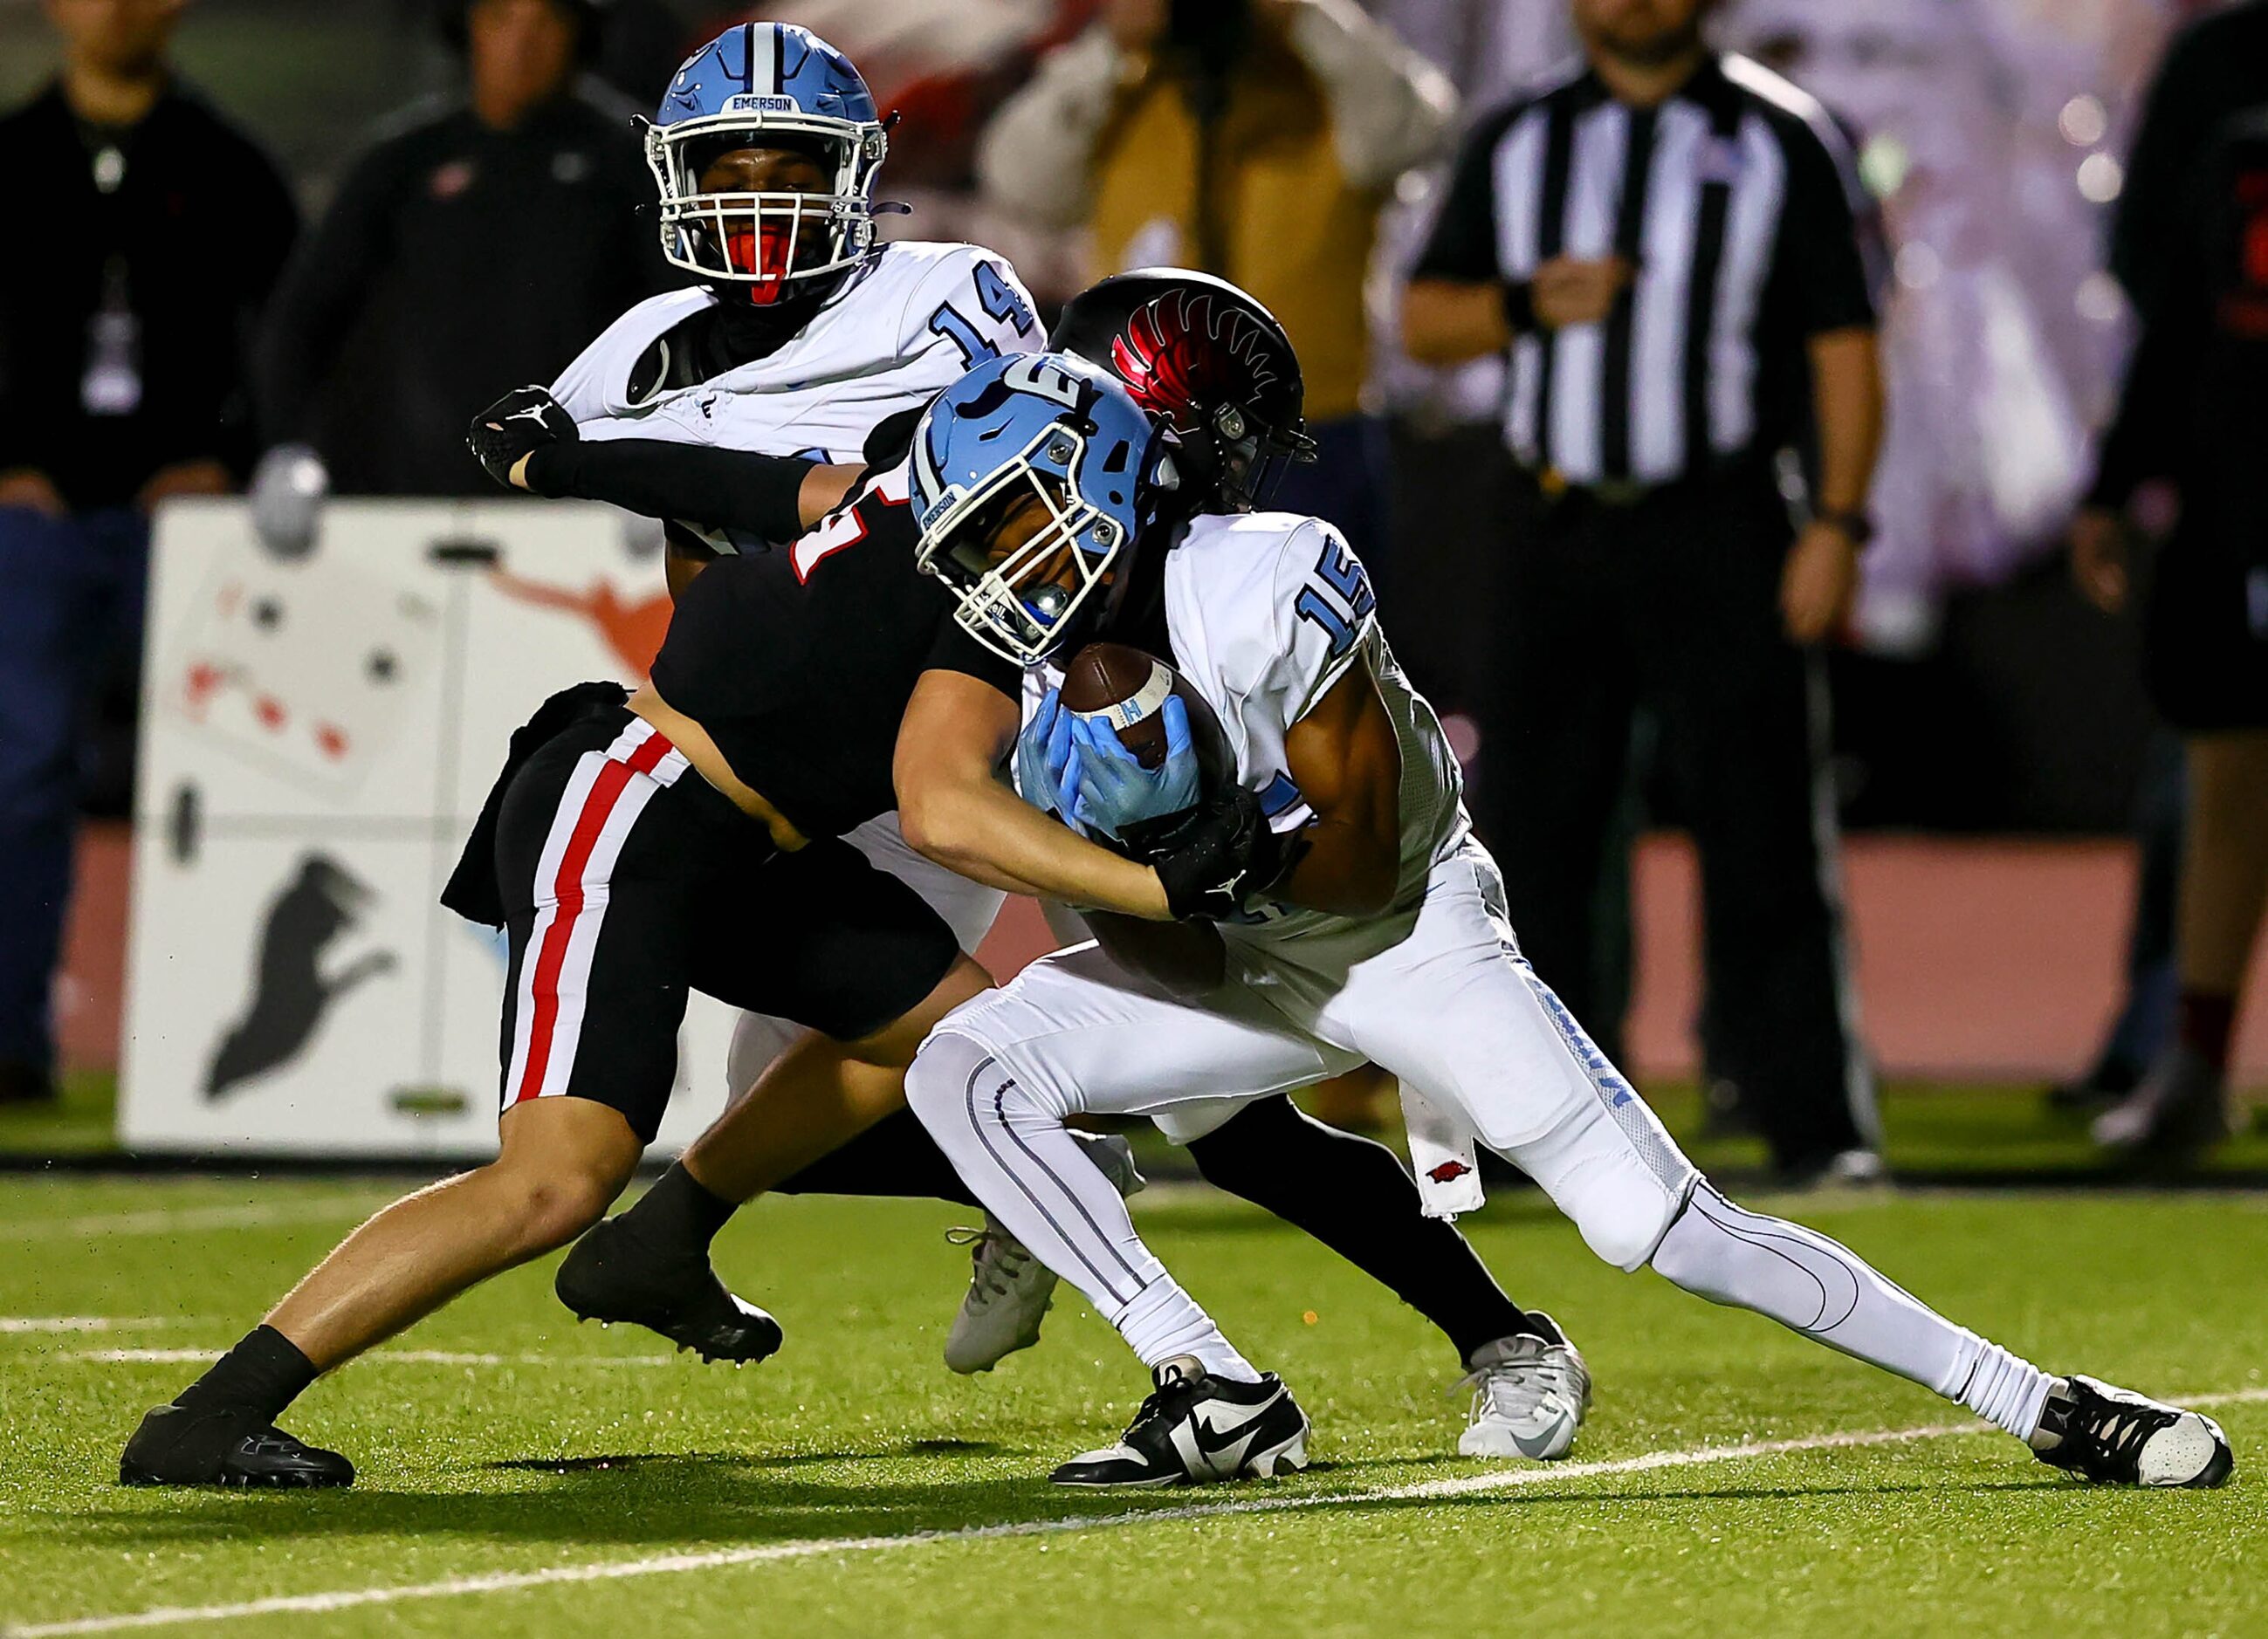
979 0 1454 422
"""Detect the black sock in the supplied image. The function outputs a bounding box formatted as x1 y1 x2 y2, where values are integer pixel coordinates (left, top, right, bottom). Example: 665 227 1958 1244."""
1187 1095 1537 1364
174 1325 319 1423
771 1108 981 1207
622 1161 739 1256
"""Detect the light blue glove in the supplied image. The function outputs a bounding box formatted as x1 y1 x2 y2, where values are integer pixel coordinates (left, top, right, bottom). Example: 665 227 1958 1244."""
1014 687 1079 818
1067 693 1202 840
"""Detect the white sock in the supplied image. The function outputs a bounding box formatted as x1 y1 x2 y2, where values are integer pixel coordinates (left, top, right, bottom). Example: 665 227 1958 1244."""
1117 1281 1261 1382
1967 1349 2056 1442
1651 1184 2050 1437
907 1030 1258 1385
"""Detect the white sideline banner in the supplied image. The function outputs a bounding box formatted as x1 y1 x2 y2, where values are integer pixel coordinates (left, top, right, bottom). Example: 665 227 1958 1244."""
120 497 738 1159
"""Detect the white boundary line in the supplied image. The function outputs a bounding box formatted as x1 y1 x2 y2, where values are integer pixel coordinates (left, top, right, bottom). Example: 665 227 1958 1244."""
12 1386 2262 1638
51 1349 677 1368
9 1203 385 1242
0 1319 184 1335
4 1182 2254 1243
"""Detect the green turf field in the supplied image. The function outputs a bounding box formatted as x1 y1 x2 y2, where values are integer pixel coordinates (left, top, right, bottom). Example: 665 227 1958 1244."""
1 1176 2262 1637
9 1071 2268 1176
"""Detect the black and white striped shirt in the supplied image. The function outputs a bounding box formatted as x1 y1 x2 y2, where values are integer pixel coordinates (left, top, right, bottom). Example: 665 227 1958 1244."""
1413 54 1873 489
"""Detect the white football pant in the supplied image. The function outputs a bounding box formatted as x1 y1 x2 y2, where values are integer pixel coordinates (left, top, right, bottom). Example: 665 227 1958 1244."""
905 839 2051 1437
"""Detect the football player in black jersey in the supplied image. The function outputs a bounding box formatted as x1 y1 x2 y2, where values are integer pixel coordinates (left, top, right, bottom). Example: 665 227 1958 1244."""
119 394 1281 1486
119 266 1583 1486
553 274 1596 1463
112 21 1060 1488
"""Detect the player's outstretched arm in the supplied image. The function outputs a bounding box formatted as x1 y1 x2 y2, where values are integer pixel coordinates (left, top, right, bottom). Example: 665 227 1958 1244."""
894 670 1173 919
467 384 858 540
1274 655 1404 917
516 439 859 539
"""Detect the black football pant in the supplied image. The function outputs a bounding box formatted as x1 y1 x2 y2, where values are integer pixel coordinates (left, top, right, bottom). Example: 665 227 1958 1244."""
1473 466 1875 1173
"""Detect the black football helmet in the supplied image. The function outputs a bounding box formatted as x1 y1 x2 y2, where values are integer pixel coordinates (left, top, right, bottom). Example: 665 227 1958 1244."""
1049 268 1316 515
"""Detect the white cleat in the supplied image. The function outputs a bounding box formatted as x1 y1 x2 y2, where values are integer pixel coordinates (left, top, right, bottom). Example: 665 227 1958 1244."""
943 1221 1055 1374
944 1131 1144 1375
1050 1361 1310 1487
1455 1318 1591 1460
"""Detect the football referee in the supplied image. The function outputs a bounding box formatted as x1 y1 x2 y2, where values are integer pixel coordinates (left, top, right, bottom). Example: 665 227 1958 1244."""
1402 0 1884 1183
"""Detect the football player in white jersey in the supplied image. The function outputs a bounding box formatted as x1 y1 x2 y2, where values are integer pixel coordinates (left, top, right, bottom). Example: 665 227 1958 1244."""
459 19 1046 1330
512 17 1040 999
462 31 1593 1455
540 271 1598 1464
887 339 2235 1492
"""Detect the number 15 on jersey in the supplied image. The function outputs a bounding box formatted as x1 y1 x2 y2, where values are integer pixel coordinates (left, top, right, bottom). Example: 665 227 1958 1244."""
1295 533 1376 659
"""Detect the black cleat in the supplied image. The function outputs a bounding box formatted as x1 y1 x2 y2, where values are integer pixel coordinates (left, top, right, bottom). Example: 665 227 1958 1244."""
2043 1054 2142 1114
120 1403 354 1488
2092 1046 2229 1163
2030 1375 2233 1488
554 1213 782 1364
1050 1361 1309 1488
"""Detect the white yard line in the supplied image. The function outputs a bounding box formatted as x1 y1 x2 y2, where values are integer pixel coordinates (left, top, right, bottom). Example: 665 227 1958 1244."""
9 1201 385 1243
52 1348 677 1368
0 1185 1200 1244
0 1318 184 1334
12 1384 2263 1638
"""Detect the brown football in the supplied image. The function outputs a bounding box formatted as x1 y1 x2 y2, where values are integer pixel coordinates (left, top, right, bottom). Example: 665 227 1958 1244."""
1054 645 1237 978
1058 641 1234 787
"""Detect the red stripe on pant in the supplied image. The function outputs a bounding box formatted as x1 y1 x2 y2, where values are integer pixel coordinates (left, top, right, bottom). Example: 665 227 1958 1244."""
512 728 677 1108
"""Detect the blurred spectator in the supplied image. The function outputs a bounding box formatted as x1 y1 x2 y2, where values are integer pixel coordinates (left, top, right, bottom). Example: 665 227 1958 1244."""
2052 0 2268 1119
0 0 297 1106
1724 0 2134 651
254 0 666 518
2047 727 2183 1113
1402 0 1885 1185
2101 0 2265 329
585 0 699 114
975 0 1454 560
2073 0 2268 1161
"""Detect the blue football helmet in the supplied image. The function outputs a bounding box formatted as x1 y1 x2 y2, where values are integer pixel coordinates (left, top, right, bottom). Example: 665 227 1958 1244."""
643 24 885 303
911 353 1173 666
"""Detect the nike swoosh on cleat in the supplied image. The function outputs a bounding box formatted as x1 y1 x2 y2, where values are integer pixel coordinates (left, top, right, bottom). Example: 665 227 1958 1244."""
1192 1396 1285 1464
1507 1421 1572 1460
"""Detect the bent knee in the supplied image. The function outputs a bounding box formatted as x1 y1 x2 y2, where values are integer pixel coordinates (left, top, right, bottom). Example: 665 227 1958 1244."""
1646 1206 1719 1300
907 1029 1070 1132
1151 1095 1247 1148
904 1029 989 1128
724 1011 796 1101
1574 1200 1675 1272
1508 1107 1693 1272
1546 1158 1687 1272
482 1162 614 1254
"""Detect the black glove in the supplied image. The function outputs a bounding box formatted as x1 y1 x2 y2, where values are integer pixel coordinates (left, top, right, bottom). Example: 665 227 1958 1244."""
1148 785 1309 922
466 385 577 490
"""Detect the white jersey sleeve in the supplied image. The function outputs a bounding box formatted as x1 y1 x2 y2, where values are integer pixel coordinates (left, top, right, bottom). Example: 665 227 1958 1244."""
555 245 1041 472
1164 510 1466 940
537 246 1042 555
1255 517 1378 740
1163 512 1372 839
547 288 713 424
889 244 1044 379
